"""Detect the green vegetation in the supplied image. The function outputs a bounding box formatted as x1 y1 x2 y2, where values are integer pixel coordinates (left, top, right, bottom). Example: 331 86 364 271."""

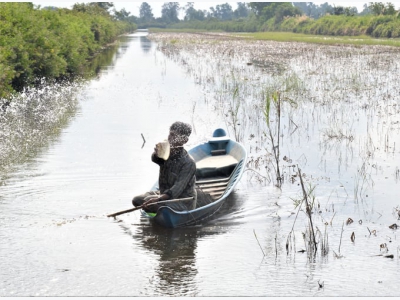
169 13 400 40
160 2 400 45
274 14 400 38
0 2 137 98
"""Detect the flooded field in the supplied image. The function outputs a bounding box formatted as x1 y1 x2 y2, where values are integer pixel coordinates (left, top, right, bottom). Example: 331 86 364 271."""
0 31 399 296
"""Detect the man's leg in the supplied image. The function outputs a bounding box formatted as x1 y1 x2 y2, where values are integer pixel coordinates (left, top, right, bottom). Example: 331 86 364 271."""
132 191 159 207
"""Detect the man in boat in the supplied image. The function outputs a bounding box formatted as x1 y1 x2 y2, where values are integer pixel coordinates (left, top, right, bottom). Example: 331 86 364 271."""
132 121 197 213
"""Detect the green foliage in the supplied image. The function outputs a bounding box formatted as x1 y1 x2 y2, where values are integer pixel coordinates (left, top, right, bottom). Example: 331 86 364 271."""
139 2 154 22
0 3 136 98
159 1 400 40
183 3 205 21
278 14 400 38
161 2 180 24
209 3 234 21
248 2 271 16
249 2 302 23
293 2 335 19
368 2 397 15
234 2 249 19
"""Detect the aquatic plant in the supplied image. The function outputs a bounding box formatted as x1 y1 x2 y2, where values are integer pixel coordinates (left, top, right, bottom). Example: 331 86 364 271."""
286 168 321 259
354 158 374 203
224 85 242 142
264 90 282 188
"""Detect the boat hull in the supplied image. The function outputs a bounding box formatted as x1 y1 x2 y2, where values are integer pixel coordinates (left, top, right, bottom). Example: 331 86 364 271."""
143 130 247 228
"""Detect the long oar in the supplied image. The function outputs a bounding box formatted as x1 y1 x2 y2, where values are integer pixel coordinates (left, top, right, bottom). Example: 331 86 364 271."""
107 197 194 218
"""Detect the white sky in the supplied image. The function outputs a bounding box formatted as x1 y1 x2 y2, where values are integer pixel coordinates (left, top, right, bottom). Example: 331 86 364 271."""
31 1 380 18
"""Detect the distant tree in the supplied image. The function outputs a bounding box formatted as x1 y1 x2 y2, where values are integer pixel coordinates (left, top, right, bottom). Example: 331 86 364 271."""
72 3 111 16
293 2 333 19
114 8 131 21
368 2 396 15
161 2 180 23
319 2 333 16
209 3 233 20
249 2 301 21
233 2 249 19
359 3 372 15
184 2 205 21
344 6 358 16
385 2 396 15
274 3 302 22
248 2 270 16
139 2 154 21
97 2 114 11
368 2 385 15
333 6 345 15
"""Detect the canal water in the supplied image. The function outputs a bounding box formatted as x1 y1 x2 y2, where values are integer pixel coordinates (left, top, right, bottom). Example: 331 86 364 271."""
0 30 399 296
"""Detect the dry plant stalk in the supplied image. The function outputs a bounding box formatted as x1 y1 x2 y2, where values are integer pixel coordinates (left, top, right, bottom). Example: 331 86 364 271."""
253 229 266 257
264 91 282 188
297 166 318 254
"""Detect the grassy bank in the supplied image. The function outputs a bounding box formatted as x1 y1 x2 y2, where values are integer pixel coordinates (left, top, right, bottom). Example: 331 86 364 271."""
236 31 400 47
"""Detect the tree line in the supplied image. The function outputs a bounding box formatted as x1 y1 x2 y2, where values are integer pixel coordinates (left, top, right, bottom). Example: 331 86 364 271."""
134 2 400 37
0 2 136 99
134 2 399 25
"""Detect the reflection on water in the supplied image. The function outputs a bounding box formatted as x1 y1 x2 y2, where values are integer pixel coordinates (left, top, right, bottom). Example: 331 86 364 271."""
137 225 199 296
83 34 134 78
117 193 241 296
140 35 152 53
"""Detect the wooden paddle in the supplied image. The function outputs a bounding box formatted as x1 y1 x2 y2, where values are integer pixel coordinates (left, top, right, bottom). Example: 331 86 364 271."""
107 197 194 218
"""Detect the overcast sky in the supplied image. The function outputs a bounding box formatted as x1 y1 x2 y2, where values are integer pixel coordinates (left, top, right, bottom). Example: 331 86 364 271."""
31 1 377 18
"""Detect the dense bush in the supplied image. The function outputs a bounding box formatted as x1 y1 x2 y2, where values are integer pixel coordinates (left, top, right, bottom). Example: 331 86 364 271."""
0 3 136 98
275 14 400 38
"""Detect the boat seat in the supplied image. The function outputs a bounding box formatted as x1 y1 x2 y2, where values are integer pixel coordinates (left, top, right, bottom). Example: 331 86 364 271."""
195 154 238 180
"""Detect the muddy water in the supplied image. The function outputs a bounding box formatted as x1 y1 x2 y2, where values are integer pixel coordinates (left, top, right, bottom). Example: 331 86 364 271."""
1 31 399 296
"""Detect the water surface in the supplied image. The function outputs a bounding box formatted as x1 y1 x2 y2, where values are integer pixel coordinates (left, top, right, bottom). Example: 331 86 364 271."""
0 31 399 297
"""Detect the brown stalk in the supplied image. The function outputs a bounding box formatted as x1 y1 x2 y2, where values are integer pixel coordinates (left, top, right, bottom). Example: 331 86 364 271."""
297 166 317 254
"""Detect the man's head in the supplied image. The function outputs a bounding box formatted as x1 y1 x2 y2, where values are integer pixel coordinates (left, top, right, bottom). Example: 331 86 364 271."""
168 121 192 147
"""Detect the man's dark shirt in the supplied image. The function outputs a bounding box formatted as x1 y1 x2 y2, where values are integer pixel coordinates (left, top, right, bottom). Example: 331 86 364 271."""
151 147 196 200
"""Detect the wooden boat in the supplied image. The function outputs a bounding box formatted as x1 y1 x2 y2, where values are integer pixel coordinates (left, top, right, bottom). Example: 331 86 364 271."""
142 128 247 228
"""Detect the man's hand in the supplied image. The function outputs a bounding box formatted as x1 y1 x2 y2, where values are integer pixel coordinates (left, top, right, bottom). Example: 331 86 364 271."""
143 197 159 209
153 145 159 157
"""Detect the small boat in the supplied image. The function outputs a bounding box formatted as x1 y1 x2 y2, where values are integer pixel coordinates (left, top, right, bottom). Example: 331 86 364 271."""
143 128 247 228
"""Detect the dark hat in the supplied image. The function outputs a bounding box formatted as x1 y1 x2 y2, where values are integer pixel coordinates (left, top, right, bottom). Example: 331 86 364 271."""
169 121 192 137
